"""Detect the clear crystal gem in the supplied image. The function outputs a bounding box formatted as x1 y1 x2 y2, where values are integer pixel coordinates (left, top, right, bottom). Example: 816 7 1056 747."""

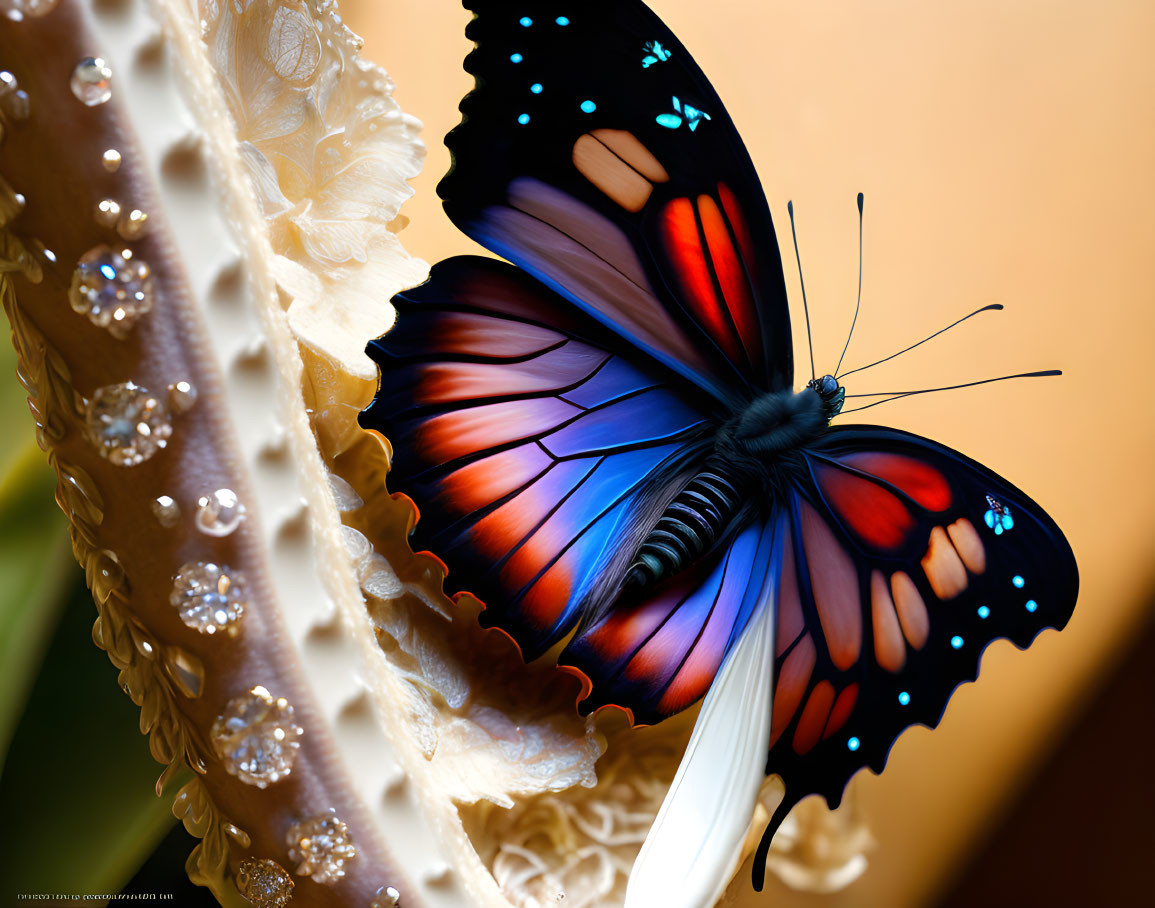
168 380 197 412
195 488 246 537
236 858 294 908
69 245 155 336
94 198 120 227
117 207 149 239
372 886 401 908
0 72 29 120
0 0 58 20
85 382 172 466
151 494 181 527
70 56 112 106
170 561 246 636
211 686 302 788
287 811 357 884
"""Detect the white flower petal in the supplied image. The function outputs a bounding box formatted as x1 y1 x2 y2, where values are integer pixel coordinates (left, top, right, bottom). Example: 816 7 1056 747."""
625 570 778 908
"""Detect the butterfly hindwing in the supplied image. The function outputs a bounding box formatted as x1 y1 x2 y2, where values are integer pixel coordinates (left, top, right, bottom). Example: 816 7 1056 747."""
361 257 721 658
562 514 779 725
442 0 794 403
763 425 1079 817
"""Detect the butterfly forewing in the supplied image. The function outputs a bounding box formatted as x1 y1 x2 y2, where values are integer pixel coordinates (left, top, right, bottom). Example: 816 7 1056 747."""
361 257 720 658
441 0 794 402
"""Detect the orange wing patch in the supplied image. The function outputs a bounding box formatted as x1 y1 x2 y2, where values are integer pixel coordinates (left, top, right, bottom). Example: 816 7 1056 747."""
947 517 986 574
793 680 835 756
572 129 669 212
891 571 929 649
590 128 669 181
922 525 969 599
769 635 815 748
823 684 859 740
871 569 907 672
800 502 862 671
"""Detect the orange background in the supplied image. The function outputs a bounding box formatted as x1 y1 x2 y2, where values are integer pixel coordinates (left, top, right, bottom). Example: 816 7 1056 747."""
342 2 1155 906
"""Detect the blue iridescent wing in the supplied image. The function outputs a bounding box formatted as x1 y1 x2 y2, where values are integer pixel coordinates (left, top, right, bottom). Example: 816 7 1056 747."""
361 257 723 658
750 426 1078 884
441 0 794 404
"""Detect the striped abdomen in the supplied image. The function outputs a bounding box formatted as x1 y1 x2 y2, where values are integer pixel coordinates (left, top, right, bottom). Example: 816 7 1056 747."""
624 454 749 591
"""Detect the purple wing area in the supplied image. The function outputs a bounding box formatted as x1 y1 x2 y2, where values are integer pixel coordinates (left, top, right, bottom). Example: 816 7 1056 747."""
441 0 795 403
361 257 721 658
563 514 781 725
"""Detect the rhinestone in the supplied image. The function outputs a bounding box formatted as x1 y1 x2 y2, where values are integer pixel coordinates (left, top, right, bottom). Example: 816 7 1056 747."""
195 488 246 537
9 89 28 119
168 380 197 412
371 886 401 908
70 56 112 106
287 811 357 884
85 382 172 466
117 208 148 239
0 73 29 120
151 494 181 527
69 245 155 337
211 686 302 787
101 148 122 172
0 0 59 20
236 858 293 908
170 561 247 636
94 198 121 227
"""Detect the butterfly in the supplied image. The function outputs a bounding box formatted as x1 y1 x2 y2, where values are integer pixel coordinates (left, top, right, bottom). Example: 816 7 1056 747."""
359 1 1079 903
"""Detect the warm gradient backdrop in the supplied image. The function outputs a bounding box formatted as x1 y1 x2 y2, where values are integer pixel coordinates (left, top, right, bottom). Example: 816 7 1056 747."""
342 2 1155 906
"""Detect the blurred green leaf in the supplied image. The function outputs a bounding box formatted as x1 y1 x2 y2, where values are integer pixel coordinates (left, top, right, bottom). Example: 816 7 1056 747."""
0 579 183 898
0 327 74 770
0 343 178 898
0 443 73 770
0 340 34 479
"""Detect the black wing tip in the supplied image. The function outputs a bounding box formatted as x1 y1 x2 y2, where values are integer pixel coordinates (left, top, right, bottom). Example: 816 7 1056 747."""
767 601 1082 846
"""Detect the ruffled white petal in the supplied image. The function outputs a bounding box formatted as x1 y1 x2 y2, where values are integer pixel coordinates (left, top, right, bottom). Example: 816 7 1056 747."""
625 573 777 908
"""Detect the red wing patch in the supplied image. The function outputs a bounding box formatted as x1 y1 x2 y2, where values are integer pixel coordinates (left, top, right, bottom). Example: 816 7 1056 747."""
839 452 953 511
814 462 917 550
658 185 765 374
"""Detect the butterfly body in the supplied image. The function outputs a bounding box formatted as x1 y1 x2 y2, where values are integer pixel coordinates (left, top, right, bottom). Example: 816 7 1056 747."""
626 377 842 590
360 1 1078 898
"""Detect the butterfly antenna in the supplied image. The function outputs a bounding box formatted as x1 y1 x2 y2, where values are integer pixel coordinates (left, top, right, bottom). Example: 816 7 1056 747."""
787 200 816 382
837 303 1004 380
841 369 1062 414
834 192 865 377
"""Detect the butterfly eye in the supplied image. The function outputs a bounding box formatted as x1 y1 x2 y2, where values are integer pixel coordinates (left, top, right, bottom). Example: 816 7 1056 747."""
819 374 839 396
